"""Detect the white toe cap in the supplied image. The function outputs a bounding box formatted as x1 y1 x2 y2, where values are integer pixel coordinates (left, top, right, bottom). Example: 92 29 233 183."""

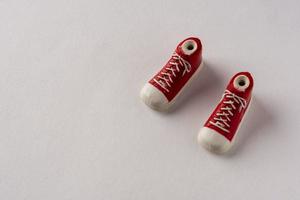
198 127 232 154
140 83 169 111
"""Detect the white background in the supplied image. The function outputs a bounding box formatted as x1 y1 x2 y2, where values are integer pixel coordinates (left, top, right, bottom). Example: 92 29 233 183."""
0 0 299 199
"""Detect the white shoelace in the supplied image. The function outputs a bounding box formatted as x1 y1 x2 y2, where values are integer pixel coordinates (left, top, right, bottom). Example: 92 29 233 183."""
153 52 192 92
209 90 247 133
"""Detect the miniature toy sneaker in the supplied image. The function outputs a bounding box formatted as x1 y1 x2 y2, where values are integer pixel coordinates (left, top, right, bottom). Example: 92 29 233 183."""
198 72 254 153
140 37 203 111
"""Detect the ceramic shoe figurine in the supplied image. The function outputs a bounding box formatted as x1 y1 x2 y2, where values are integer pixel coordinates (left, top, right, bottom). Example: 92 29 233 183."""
198 72 254 153
140 37 203 111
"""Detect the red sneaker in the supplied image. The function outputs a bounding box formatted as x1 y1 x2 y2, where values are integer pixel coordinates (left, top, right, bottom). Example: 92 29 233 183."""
198 72 254 153
140 37 203 111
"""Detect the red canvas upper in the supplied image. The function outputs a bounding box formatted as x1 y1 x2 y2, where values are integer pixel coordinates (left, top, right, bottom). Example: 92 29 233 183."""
204 72 254 141
149 37 203 101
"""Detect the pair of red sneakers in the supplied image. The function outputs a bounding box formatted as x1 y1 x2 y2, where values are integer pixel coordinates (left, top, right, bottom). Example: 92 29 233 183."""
140 37 254 153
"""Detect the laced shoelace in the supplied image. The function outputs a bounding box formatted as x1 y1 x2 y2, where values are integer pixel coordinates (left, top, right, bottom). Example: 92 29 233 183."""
209 90 247 133
153 52 192 92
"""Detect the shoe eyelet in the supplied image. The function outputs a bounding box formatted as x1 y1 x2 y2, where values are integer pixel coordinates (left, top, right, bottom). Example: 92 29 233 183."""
233 75 250 92
181 39 197 55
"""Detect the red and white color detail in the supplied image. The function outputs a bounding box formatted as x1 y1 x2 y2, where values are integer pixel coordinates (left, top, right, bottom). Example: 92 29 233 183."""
140 37 203 111
198 72 254 153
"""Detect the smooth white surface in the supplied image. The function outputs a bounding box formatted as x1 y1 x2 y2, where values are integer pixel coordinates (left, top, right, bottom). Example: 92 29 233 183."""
0 0 299 199
140 83 169 111
198 127 232 153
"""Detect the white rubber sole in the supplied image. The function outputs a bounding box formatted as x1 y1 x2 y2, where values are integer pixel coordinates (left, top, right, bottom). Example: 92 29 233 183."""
197 97 252 154
140 61 204 111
